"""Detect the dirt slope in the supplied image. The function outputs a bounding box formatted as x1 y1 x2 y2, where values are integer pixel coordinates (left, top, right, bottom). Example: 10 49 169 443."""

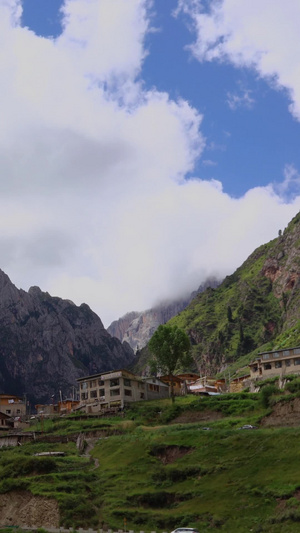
0 491 60 528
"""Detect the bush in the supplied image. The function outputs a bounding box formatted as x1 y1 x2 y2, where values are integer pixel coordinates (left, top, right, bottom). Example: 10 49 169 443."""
2 456 57 478
261 384 278 408
285 378 300 394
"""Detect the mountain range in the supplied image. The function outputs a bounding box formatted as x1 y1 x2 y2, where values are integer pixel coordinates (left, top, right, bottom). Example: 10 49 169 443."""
0 211 300 403
0 271 135 404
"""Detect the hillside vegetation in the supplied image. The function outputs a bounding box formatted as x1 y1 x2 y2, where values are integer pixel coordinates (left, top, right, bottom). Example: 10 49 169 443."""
3 388 300 532
166 212 300 376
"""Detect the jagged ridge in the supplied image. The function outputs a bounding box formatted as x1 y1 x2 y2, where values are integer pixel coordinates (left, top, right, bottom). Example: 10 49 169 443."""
0 272 135 403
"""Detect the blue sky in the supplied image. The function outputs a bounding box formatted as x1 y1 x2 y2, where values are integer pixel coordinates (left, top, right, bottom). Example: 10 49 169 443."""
22 0 300 198
1 0 300 324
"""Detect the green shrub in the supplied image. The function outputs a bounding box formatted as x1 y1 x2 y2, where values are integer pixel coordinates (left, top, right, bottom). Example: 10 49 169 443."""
2 456 57 478
285 378 300 393
261 384 278 407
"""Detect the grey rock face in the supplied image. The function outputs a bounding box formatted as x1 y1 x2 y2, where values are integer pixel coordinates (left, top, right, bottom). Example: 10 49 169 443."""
108 277 221 352
0 270 135 404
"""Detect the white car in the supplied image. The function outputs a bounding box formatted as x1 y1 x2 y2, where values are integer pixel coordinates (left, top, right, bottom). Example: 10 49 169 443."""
171 529 199 533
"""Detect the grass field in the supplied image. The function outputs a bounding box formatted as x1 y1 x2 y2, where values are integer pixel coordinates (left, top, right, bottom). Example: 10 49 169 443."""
2 392 300 532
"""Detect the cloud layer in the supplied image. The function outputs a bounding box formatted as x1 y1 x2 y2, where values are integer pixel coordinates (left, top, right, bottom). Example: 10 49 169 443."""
0 0 299 326
178 0 300 118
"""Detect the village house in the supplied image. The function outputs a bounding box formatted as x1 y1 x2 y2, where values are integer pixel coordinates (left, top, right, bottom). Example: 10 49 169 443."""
143 376 169 400
159 375 184 395
77 369 170 413
249 346 300 381
35 399 80 416
229 375 250 393
0 394 26 418
0 411 13 430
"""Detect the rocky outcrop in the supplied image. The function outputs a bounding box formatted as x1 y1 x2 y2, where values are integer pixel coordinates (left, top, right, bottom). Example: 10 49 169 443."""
0 270 135 403
108 278 220 352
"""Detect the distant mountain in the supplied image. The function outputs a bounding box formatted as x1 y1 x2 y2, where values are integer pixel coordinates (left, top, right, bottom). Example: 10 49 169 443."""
166 212 300 376
107 277 221 352
0 271 135 404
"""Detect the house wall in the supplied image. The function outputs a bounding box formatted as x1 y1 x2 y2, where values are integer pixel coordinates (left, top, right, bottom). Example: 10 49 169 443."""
0 396 26 417
145 378 169 401
78 370 146 412
250 347 300 381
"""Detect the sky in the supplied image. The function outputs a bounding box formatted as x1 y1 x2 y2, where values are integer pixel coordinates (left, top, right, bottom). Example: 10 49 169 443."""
1 0 300 327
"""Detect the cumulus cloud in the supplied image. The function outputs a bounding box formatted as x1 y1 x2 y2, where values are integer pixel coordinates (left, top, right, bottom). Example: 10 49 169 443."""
0 0 299 326
176 0 300 119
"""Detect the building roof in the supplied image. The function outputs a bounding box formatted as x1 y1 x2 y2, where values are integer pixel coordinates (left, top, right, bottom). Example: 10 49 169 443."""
257 346 300 356
0 394 23 400
0 411 11 419
77 369 141 382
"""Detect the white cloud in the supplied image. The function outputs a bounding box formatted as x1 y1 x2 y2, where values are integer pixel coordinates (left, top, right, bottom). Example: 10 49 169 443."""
177 0 300 119
226 85 255 110
273 164 300 200
202 159 217 167
0 0 299 328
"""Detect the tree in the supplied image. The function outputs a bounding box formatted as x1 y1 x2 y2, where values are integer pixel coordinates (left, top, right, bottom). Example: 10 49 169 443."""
148 324 192 403
227 305 233 322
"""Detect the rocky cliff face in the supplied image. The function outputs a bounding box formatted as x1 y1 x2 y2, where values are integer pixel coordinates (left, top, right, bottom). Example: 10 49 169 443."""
0 271 135 404
108 278 220 352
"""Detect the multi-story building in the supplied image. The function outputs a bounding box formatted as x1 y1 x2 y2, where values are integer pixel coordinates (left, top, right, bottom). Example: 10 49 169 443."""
0 394 26 418
77 369 170 412
249 346 300 380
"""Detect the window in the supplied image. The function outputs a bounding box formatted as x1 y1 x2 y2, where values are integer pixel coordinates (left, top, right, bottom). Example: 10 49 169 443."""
149 384 159 392
262 354 270 360
294 348 300 355
275 361 282 368
110 388 120 396
81 392 88 400
294 358 300 366
6 410 11 414
252 366 258 372
124 378 131 387
81 382 88 390
90 390 97 398
90 380 96 388
110 378 119 387
99 389 105 397
274 352 279 358
283 350 290 356
98 379 104 386
264 363 272 370
16 409 20 414
286 359 291 367
140 393 145 399
124 389 132 396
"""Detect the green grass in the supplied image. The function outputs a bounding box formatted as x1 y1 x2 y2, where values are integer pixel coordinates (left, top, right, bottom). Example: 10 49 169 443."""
3 393 300 532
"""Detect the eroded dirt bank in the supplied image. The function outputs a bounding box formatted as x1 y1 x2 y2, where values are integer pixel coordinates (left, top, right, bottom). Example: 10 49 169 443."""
261 397 300 427
0 491 60 528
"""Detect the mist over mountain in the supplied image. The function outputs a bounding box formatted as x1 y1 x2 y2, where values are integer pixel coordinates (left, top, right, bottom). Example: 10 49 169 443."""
108 278 221 352
165 212 300 376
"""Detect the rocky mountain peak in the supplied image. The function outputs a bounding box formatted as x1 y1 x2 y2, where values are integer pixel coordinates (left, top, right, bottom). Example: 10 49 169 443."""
0 273 135 404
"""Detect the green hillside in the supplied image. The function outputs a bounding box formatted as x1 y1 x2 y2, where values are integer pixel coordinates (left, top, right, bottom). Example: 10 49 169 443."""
166 212 300 376
3 390 300 532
